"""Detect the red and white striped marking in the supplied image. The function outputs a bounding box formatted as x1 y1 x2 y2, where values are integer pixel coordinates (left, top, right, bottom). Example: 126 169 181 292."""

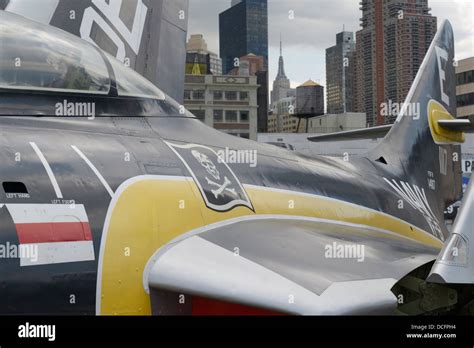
6 204 95 266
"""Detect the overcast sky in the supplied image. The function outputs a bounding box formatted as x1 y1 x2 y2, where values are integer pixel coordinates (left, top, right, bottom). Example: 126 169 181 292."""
188 0 474 89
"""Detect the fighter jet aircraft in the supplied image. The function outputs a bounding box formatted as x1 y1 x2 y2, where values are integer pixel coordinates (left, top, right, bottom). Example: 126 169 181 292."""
0 9 473 316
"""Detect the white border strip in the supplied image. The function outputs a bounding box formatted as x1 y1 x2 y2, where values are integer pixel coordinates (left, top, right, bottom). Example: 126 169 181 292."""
95 175 192 315
30 142 63 199
20 241 95 267
6 203 88 224
71 145 114 198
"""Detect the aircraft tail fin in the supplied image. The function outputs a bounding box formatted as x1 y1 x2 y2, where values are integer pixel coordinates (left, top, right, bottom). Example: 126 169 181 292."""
369 20 463 239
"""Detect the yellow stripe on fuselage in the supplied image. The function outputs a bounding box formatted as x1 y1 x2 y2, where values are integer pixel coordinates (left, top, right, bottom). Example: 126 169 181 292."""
97 177 442 315
245 185 442 248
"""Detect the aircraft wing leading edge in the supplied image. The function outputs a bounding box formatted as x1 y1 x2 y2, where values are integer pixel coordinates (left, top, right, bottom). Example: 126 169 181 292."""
428 175 474 284
145 217 439 315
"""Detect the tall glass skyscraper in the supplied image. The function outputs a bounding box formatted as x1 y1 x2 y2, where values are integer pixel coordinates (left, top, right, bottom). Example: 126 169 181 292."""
326 31 356 114
219 0 268 74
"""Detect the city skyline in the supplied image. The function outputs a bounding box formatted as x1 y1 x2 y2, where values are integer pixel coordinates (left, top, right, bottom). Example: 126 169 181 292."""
189 0 474 91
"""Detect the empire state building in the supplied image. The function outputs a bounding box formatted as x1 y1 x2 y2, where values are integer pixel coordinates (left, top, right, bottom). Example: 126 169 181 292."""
271 39 291 105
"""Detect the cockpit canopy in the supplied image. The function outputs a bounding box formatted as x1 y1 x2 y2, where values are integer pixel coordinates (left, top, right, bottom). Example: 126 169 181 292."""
0 10 188 117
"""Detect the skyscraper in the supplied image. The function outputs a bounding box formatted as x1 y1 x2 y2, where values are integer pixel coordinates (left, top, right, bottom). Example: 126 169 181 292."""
271 39 291 105
219 0 268 74
354 0 437 126
219 0 269 133
326 31 356 114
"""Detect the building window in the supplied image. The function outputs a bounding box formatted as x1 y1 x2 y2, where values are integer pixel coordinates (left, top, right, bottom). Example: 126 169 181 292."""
225 91 237 100
225 110 238 122
240 111 249 123
457 92 474 107
184 90 191 100
190 110 205 121
240 91 249 101
193 90 205 100
213 109 223 122
457 70 474 86
213 91 223 100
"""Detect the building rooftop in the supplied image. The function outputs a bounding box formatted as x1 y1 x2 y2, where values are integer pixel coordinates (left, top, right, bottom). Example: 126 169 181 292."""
299 80 321 87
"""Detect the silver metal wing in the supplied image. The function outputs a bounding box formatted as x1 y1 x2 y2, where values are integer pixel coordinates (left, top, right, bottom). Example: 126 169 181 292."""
144 216 440 315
